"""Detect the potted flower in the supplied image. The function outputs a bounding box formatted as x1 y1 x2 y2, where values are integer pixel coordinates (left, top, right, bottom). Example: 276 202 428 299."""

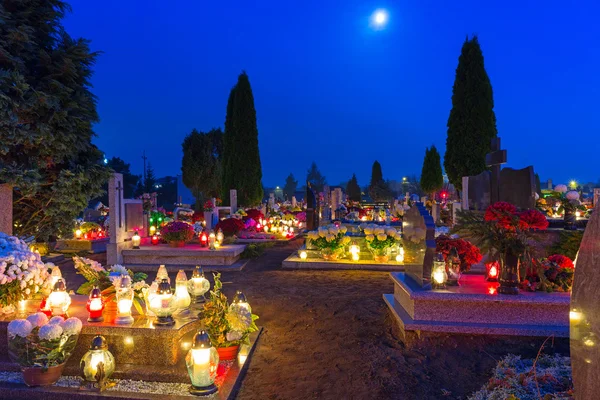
202 273 258 360
306 224 350 261
0 233 52 314
8 312 82 386
73 257 149 318
454 202 548 294
162 221 195 247
214 218 246 237
522 254 575 293
363 224 399 262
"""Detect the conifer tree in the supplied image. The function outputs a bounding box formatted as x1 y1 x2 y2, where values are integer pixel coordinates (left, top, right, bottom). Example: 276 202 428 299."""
368 161 392 202
444 35 497 190
346 174 362 202
283 174 298 200
420 146 443 199
306 162 327 193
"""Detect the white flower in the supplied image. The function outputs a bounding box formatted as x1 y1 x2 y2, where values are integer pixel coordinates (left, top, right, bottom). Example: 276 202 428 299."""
317 228 328 238
377 234 387 241
61 317 83 336
340 226 348 234
7 319 33 338
38 323 63 341
566 191 580 201
109 265 128 275
363 227 373 235
226 331 243 342
554 184 568 193
325 234 335 242
48 316 65 325
133 281 148 291
366 234 375 242
26 312 49 327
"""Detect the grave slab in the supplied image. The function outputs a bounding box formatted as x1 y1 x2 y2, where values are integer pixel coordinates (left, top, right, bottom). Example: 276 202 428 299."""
56 237 109 253
385 272 570 338
122 244 246 267
282 254 408 272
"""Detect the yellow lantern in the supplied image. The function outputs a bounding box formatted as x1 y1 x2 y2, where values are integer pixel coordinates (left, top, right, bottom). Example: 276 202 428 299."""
80 335 116 390
216 229 224 244
431 253 447 289
47 279 71 316
115 276 134 324
299 251 308 260
175 270 192 310
186 330 219 395
75 229 82 239
208 231 216 250
149 278 177 325
132 231 141 249
150 225 156 234
188 266 210 303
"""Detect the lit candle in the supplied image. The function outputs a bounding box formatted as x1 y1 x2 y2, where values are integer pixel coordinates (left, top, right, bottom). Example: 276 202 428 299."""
299 251 307 260
75 229 82 239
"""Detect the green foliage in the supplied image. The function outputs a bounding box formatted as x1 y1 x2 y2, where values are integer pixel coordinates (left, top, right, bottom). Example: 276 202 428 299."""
368 161 392 202
8 329 79 368
222 72 263 206
79 222 100 234
140 162 157 195
444 35 497 191
546 231 583 259
107 157 140 199
182 128 223 210
0 1 111 240
420 146 443 198
283 173 298 201
306 162 327 193
240 242 274 259
346 174 361 202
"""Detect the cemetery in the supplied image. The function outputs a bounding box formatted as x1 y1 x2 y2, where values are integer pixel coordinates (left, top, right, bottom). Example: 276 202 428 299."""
1 1 599 399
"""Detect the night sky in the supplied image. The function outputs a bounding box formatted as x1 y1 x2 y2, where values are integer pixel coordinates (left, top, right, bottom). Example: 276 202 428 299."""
63 0 600 188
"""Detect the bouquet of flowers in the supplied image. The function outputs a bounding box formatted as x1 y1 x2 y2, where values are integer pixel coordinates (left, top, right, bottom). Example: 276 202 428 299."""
73 257 148 314
0 233 52 313
202 273 258 348
295 212 306 222
362 224 400 259
522 254 575 293
282 213 296 222
203 200 214 212
215 218 246 237
139 193 155 212
435 235 482 272
244 209 264 223
161 221 195 243
8 312 82 371
306 224 350 259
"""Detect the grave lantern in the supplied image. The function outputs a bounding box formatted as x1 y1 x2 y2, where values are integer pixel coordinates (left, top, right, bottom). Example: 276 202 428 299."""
230 290 251 314
263 225 269 233
80 335 116 391
115 275 134 324
175 270 192 310
132 231 141 249
48 279 71 316
208 231 216 250
216 229 224 245
75 229 82 239
446 247 461 285
486 261 499 282
87 286 105 322
149 278 176 325
349 242 360 262
199 232 208 247
431 253 447 289
150 225 156 235
186 330 219 396
396 245 405 263
299 250 308 260
151 234 160 246
49 266 64 288
188 266 210 303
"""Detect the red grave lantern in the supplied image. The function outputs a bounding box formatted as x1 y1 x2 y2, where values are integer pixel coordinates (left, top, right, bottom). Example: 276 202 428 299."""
200 232 208 247
486 261 499 282
86 287 105 322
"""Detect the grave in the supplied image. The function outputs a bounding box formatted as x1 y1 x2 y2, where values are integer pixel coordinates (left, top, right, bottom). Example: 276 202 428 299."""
0 296 262 398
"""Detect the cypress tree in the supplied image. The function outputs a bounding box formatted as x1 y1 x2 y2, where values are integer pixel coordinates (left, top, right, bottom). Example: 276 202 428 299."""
444 35 497 191
306 162 327 193
222 72 263 206
283 173 298 200
420 146 444 199
368 161 392 202
346 174 361 202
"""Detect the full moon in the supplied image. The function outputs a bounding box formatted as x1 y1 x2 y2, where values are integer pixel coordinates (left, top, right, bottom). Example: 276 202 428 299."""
372 9 388 28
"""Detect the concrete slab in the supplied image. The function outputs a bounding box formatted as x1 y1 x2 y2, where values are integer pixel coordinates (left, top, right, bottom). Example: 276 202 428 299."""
282 254 409 272
125 260 249 273
123 244 246 266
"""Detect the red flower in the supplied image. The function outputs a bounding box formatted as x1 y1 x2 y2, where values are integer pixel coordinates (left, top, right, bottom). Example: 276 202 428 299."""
436 235 482 271
518 209 549 231
215 218 246 236
548 254 575 269
245 209 264 223
485 202 518 230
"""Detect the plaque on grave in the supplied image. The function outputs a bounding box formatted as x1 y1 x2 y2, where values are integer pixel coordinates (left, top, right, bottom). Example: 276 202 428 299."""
401 203 436 289
125 202 144 232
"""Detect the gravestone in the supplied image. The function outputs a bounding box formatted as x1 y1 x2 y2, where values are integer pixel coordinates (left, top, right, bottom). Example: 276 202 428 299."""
291 196 297 208
125 201 145 233
431 203 440 223
306 183 319 231
107 173 132 265
260 203 267 217
570 202 600 399
485 137 507 204
463 171 491 211
593 188 600 206
268 193 275 208
451 201 462 226
0 184 12 235
230 189 238 213
498 167 536 210
401 203 436 289
331 188 342 214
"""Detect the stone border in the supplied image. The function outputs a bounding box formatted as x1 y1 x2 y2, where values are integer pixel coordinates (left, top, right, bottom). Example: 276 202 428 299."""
125 259 249 273
282 255 408 272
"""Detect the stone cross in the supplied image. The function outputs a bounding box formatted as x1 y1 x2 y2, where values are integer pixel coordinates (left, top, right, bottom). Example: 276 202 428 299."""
230 189 237 214
107 173 129 265
485 137 507 204
0 184 12 235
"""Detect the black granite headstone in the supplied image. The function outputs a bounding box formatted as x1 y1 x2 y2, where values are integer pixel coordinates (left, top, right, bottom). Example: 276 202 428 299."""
498 166 536 210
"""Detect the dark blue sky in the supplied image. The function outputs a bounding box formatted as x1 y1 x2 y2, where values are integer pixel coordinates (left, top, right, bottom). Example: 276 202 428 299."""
64 0 600 188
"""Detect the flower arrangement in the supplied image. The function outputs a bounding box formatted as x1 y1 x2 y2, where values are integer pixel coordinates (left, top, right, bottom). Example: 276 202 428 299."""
244 209 264 223
244 218 257 230
79 222 101 234
363 224 400 260
435 235 482 272
236 209 247 217
469 354 573 400
214 218 246 237
522 255 575 292
295 211 306 222
73 256 148 314
291 206 302 212
8 312 82 370
203 200 214 212
202 273 258 348
306 224 350 260
282 213 295 222
0 233 52 313
139 193 155 212
161 221 195 243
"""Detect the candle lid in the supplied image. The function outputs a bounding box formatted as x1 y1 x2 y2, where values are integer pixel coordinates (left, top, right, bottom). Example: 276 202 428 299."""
53 279 66 292
90 335 108 350
90 286 102 298
158 278 171 294
232 290 247 304
192 330 212 349
191 266 204 279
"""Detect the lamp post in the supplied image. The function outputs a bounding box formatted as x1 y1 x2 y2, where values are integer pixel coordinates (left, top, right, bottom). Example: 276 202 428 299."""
186 330 219 396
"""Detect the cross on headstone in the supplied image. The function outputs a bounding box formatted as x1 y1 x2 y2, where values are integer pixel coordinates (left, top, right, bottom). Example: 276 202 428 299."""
485 137 507 204
116 181 123 228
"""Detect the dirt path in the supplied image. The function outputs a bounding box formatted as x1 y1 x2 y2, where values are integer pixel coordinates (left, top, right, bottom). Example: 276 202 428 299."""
58 241 569 400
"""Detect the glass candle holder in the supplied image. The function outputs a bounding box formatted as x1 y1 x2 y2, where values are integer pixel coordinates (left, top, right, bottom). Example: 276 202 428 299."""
188 266 210 303
149 278 177 325
80 335 116 386
47 279 71 316
87 286 105 322
175 270 192 310
186 330 219 396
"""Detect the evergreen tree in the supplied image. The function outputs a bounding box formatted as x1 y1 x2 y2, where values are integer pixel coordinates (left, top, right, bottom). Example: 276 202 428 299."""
283 174 298 200
420 146 444 199
222 72 263 206
306 162 327 193
368 161 392 202
0 1 111 240
182 128 223 210
143 163 157 194
346 174 361 202
444 35 497 191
